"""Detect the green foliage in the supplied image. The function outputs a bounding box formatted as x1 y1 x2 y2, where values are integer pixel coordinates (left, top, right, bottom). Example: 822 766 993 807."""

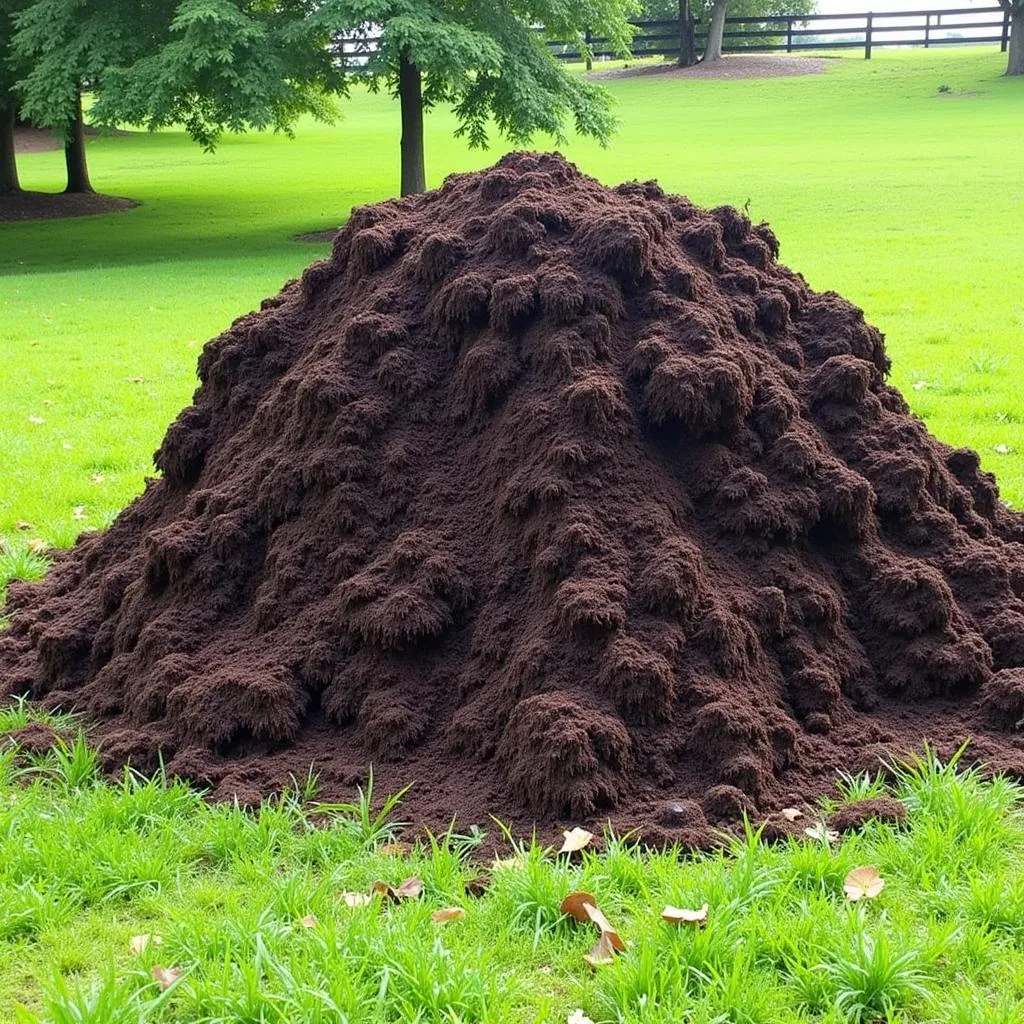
639 0 815 30
12 0 172 134
11 0 635 156
89 0 343 150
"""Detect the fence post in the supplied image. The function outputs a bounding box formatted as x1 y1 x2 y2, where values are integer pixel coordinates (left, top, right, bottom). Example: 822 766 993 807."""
865 11 873 59
786 17 794 52
585 28 593 71
924 13 930 47
1002 8 1011 52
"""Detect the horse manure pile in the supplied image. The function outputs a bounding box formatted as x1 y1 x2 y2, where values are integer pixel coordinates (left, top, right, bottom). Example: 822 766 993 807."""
5 152 1024 841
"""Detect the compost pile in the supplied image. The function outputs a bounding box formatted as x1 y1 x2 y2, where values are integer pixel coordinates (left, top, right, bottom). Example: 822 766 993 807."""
5 152 1024 840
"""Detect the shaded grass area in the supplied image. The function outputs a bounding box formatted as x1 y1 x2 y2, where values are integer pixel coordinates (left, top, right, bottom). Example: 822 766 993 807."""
1 707 1024 1022
1 47 1023 577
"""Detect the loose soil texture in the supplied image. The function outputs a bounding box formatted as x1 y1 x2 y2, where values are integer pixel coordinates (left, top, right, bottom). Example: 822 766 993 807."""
589 55 829 81
4 152 1024 844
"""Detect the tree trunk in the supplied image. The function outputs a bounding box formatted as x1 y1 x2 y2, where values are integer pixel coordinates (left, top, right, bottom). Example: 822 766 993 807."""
678 0 696 67
64 88 93 194
398 51 425 197
0 98 20 195
704 0 729 62
1008 5 1024 75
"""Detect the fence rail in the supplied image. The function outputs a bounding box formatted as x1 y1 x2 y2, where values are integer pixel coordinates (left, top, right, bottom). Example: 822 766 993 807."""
334 7 1012 67
549 6 1012 62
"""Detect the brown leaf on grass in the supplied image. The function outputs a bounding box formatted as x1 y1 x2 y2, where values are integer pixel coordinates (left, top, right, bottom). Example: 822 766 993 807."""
151 965 182 991
379 842 412 857
431 907 466 923
372 876 424 901
558 827 594 854
582 902 626 952
300 914 319 928
780 807 802 822
394 877 424 899
843 866 885 901
72 506 86 521
91 473 106 484
559 891 598 922
27 415 44 425
661 903 709 926
129 934 162 956
338 891 372 908
26 539 48 554
15 520 31 531
464 874 490 898
567 1012 596 1024
583 929 618 968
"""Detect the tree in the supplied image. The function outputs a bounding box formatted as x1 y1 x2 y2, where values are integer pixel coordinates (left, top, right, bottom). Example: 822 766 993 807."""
61 0 635 198
703 0 728 60
12 0 180 193
677 0 697 67
1001 0 1023 75
324 2 637 196
0 0 31 195
640 0 815 59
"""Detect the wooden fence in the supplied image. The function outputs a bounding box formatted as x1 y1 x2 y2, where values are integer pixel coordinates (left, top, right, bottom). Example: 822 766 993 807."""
335 8 1013 67
552 7 1012 62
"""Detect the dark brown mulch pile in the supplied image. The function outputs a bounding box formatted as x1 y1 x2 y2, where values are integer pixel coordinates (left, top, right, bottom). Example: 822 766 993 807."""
4 152 1024 847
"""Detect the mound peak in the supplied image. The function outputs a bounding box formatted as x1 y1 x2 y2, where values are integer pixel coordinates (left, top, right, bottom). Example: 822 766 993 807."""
4 152 1024 839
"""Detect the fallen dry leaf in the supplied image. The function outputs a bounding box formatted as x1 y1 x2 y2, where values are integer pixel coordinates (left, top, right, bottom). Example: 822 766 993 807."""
393 876 423 899
558 827 594 854
300 914 318 928
379 842 412 857
129 933 162 956
338 891 372 908
15 520 31 531
583 902 625 952
151 965 182 991
661 903 709 926
91 473 106 484
72 506 86 521
372 876 424 901
780 807 802 822
804 823 840 845
844 865 885 901
464 874 490 898
27 415 44 425
26 539 48 554
583 929 618 968
567 1012 596 1024
431 907 466 923
560 891 598 922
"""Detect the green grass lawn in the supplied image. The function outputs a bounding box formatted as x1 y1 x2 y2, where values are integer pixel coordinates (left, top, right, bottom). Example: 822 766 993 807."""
3 46 1024 1023
2 709 1024 1023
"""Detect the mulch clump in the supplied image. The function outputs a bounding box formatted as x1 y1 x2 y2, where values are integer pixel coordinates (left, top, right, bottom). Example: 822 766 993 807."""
829 797 908 833
4 151 1024 842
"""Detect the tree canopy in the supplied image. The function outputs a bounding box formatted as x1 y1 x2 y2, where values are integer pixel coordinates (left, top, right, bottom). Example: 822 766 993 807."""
11 0 637 196
640 0 814 25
